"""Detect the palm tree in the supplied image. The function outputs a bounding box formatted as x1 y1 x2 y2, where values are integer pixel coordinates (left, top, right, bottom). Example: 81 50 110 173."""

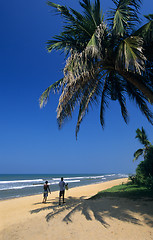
133 127 152 161
40 0 153 138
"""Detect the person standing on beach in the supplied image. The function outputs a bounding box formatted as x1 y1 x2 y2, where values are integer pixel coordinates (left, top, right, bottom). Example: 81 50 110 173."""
59 177 66 205
42 181 51 203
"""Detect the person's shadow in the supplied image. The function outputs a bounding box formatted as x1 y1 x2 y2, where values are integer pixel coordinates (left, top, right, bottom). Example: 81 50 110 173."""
30 195 153 228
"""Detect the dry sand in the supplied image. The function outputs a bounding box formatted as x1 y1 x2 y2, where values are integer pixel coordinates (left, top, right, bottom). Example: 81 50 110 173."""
0 178 153 240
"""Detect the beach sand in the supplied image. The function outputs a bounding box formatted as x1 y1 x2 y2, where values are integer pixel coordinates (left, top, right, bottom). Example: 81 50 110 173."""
0 178 153 240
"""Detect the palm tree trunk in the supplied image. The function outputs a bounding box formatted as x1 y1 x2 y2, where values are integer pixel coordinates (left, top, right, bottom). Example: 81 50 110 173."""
118 70 153 103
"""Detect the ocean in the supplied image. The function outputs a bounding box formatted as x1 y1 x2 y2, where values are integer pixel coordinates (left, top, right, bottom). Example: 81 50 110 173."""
0 173 128 200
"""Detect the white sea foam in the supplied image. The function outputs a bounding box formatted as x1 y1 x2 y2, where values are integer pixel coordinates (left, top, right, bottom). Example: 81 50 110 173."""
105 174 115 177
51 180 80 185
0 179 43 184
0 184 43 191
0 174 128 199
118 174 128 177
0 179 81 191
52 178 61 181
52 175 105 181
65 180 80 183
88 176 105 179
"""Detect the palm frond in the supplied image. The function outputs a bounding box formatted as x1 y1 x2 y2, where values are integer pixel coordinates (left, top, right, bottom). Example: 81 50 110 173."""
56 65 92 128
39 78 63 108
107 72 129 123
144 14 153 21
118 92 128 123
114 82 129 123
62 22 107 87
46 37 76 54
79 0 102 27
134 16 153 44
47 0 104 54
75 77 100 138
56 41 106 134
107 0 142 36
57 60 103 132
47 1 75 21
125 81 153 125
135 127 151 146
56 81 82 128
47 2 91 53
133 148 143 161
115 36 146 74
75 70 108 137
100 79 109 127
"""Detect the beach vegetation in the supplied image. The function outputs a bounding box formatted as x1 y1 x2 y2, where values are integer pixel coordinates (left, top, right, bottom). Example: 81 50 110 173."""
40 0 153 138
132 146 153 188
133 127 152 161
131 127 153 188
90 182 153 200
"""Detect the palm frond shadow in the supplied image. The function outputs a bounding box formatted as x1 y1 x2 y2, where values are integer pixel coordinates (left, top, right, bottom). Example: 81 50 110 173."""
30 196 153 227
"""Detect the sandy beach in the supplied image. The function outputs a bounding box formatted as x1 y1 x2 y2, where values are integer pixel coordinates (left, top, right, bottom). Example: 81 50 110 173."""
0 178 153 240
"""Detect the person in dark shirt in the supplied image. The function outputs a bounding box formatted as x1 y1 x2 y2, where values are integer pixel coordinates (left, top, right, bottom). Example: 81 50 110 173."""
59 177 66 205
42 181 51 203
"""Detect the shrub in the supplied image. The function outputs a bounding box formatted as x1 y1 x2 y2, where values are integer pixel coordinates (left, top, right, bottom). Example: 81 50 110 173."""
128 175 136 184
134 146 153 188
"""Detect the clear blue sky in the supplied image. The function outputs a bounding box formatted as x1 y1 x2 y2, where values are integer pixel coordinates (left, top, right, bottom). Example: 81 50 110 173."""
0 0 153 174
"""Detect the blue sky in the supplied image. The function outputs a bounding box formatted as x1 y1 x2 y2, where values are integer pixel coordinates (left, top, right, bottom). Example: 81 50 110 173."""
0 0 153 174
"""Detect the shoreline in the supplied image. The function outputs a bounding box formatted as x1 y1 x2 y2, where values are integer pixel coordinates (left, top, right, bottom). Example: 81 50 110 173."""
1 177 153 240
0 177 128 202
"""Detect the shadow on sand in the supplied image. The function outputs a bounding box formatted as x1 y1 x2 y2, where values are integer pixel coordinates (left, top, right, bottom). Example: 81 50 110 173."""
30 195 153 228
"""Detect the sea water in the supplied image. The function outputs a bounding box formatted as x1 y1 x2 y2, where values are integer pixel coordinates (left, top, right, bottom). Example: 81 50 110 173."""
0 173 128 200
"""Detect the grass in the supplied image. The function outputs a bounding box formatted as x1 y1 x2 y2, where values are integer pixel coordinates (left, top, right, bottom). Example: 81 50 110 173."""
90 182 153 200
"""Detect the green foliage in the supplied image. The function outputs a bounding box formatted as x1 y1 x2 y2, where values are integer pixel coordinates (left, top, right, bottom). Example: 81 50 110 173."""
128 175 136 183
132 128 153 189
133 127 151 161
108 0 142 36
135 127 151 146
40 0 153 137
134 146 153 188
90 182 153 200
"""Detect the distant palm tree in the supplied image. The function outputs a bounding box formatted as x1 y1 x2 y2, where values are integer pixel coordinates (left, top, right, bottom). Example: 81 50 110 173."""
40 0 153 137
133 127 152 161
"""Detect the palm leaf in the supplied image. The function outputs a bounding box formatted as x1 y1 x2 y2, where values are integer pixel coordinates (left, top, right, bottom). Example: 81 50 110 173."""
135 127 151 146
133 148 143 161
107 0 142 36
125 81 153 125
79 0 102 27
75 78 100 138
106 72 129 123
100 79 109 127
47 0 102 52
47 1 93 53
47 1 75 22
56 74 87 128
134 16 153 44
39 78 63 108
75 70 107 137
115 36 146 74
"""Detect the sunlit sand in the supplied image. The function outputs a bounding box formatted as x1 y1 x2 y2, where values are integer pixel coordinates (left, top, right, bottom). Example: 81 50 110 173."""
1 178 153 240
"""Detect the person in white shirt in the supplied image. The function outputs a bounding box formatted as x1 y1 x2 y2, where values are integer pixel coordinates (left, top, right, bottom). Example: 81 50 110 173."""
59 177 66 205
